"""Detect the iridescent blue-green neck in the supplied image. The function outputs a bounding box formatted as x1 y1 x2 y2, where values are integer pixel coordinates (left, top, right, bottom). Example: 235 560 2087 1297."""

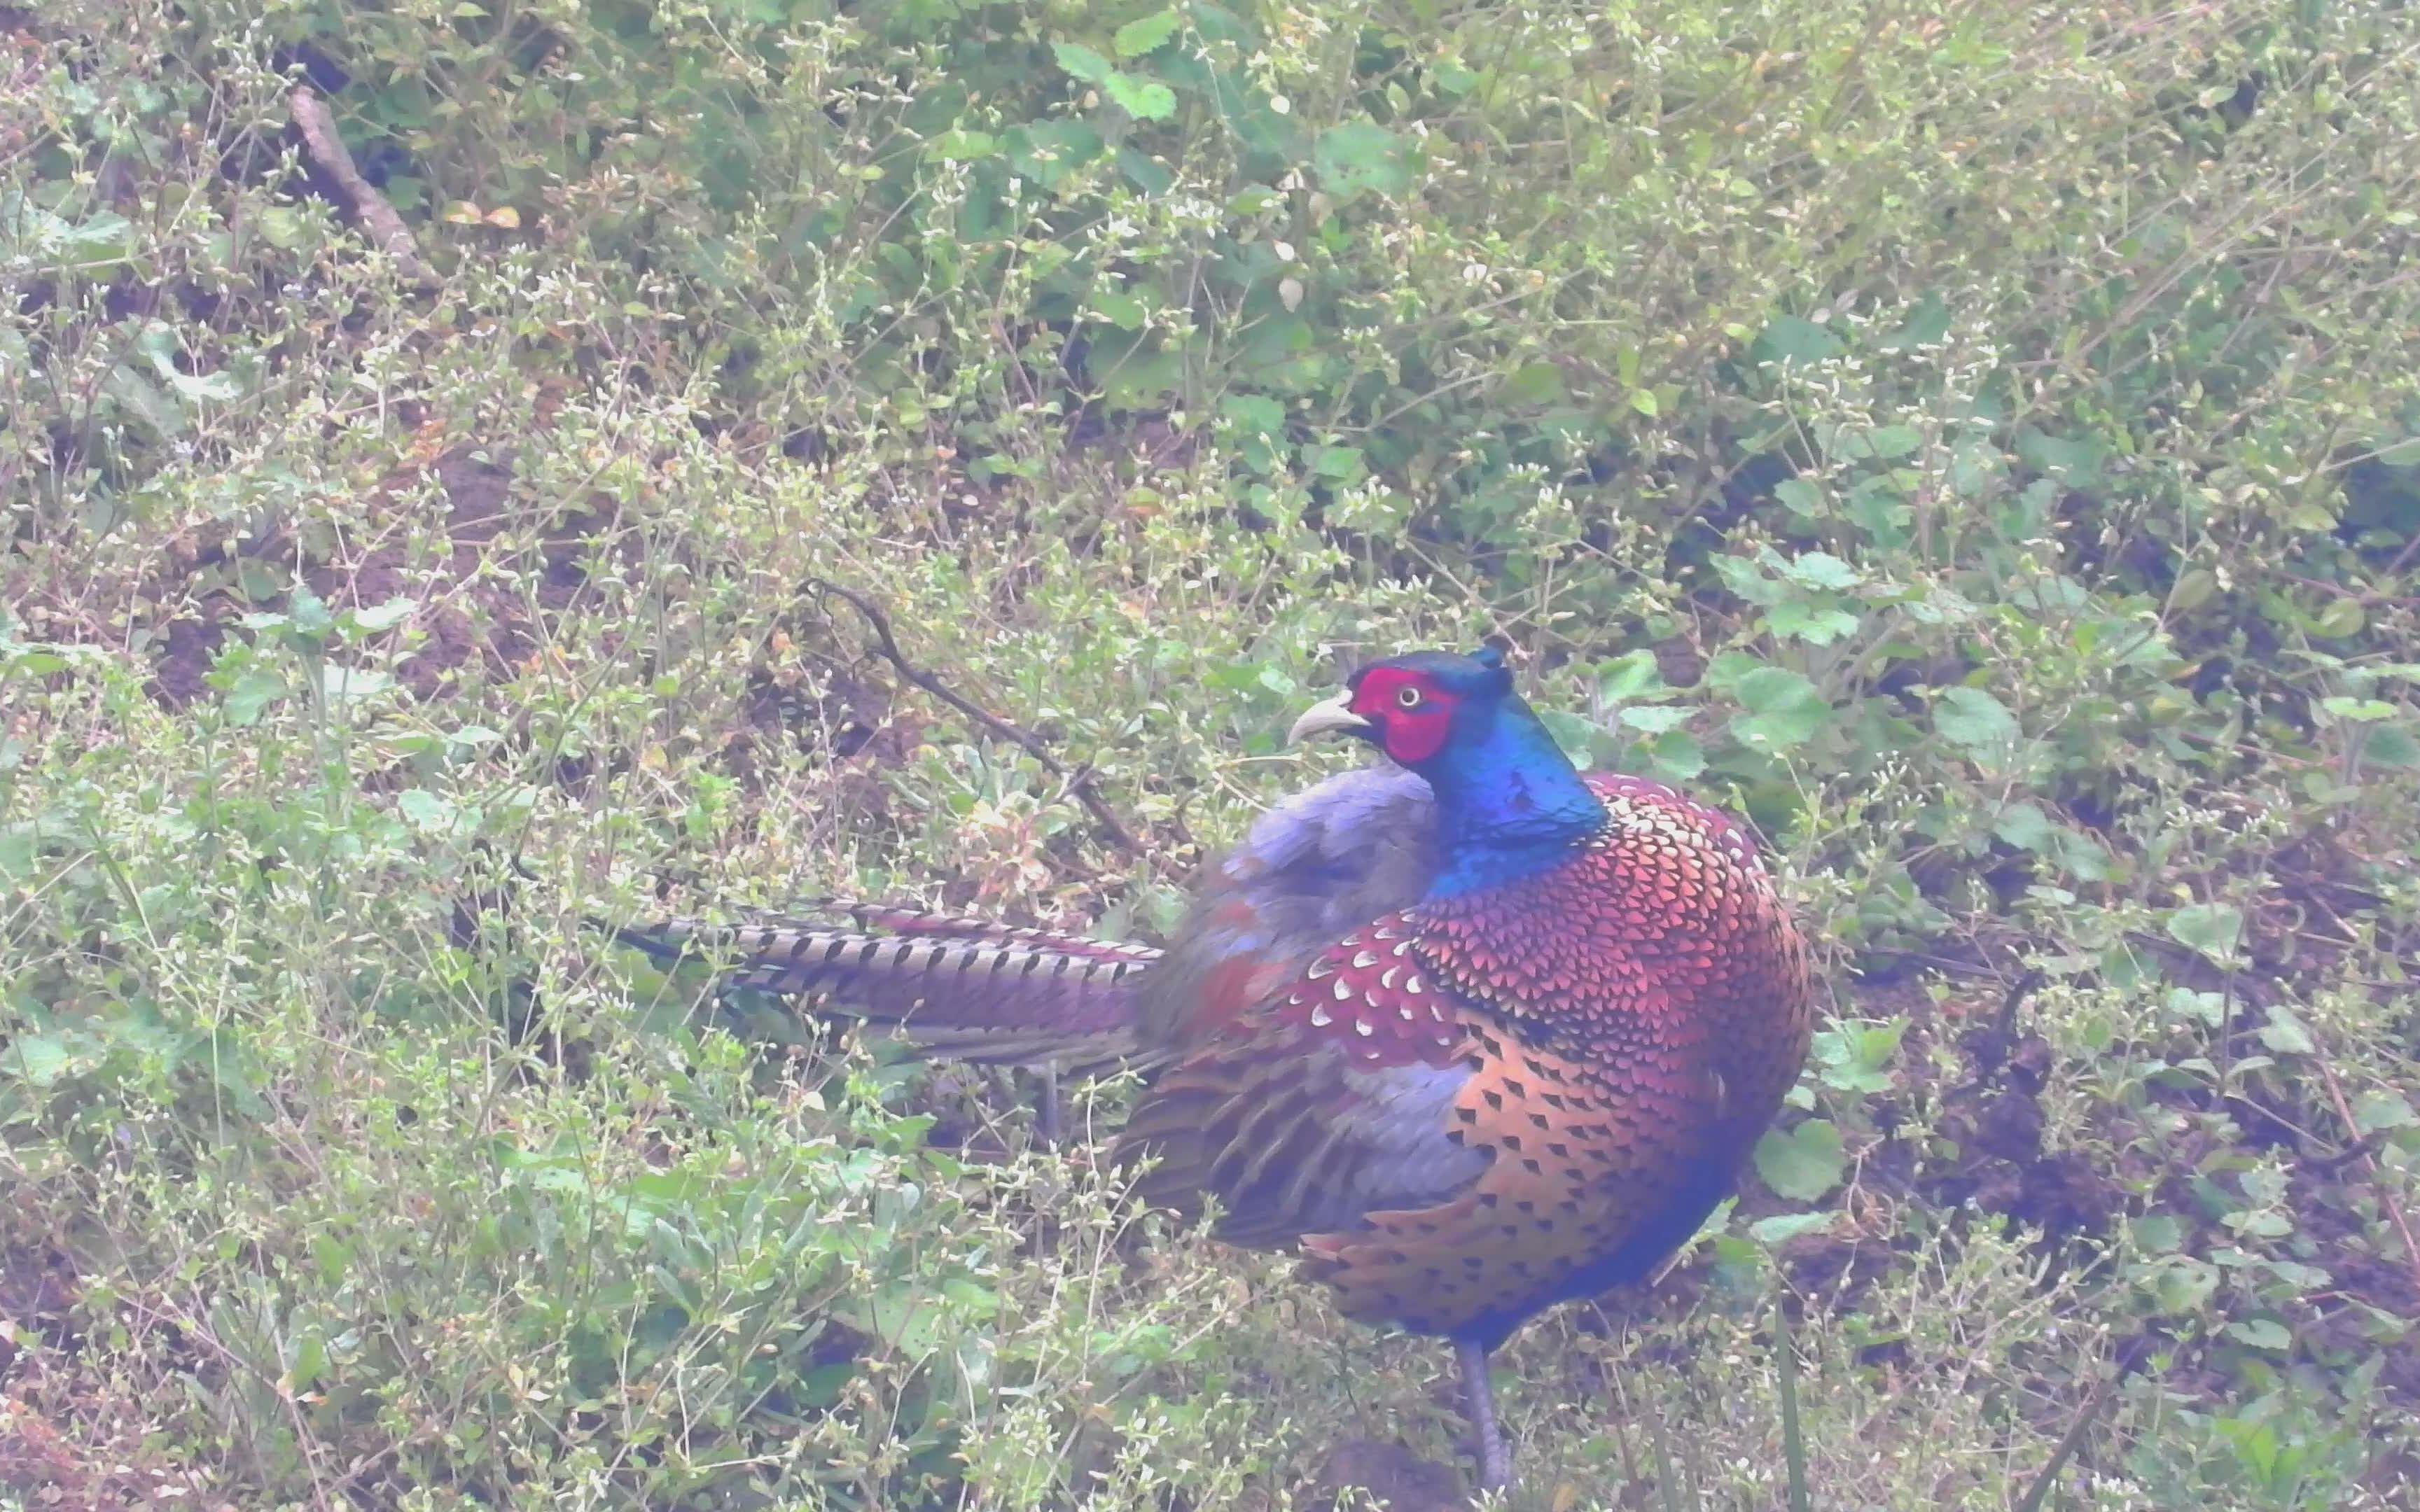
1416 696 1606 898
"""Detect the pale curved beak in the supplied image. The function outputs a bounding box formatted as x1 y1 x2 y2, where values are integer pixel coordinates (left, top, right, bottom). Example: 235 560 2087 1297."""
1287 692 1377 746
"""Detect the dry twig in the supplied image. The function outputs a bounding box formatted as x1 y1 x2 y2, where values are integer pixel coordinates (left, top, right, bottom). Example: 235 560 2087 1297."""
288 86 436 288
2313 1054 2420 1300
809 578 1143 857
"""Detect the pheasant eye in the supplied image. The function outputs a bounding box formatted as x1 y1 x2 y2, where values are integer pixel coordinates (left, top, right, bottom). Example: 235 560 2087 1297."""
1396 686 1424 708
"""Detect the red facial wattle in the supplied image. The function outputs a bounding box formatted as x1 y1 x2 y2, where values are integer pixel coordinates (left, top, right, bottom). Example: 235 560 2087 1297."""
1349 667 1460 766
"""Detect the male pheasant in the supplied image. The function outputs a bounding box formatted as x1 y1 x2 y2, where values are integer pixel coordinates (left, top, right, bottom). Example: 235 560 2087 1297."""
621 648 1814 1490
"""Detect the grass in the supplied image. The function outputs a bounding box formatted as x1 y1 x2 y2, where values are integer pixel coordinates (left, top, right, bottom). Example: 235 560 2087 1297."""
4 0 2419 1505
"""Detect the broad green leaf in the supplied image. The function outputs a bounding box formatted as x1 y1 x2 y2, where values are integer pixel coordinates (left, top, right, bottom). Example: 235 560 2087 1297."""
1113 8 1183 56
1538 708 1602 764
2147 1256 2219 1315
1991 802 2053 853
1618 704 1692 734
1503 362 1565 405
1090 288 1147 329
1933 686 2018 757
398 789 457 833
223 667 286 727
2224 1318 2291 1352
1728 666 1830 752
2352 1091 2415 1133
1749 1212 1835 1245
926 129 999 161
6 1033 79 1087
1053 41 1114 84
1313 121 1411 200
2257 1003 2314 1056
1866 424 1923 458
346 597 416 634
1104 73 1177 120
1597 650 1667 701
2360 723 2420 768
1753 316 1842 366
2164 901 2243 962
321 664 395 704
1774 550 1860 591
1646 728 1705 780
1753 1120 1845 1203
1766 601 1859 645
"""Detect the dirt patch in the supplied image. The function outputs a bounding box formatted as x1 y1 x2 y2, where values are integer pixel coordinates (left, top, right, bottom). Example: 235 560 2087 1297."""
1311 1436 1466 1511
0 1243 208 1508
137 442 611 707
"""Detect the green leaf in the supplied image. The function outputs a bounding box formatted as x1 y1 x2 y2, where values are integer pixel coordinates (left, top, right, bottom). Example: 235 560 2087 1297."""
398 789 457 833
1748 1212 1835 1245
1773 477 1825 517
1881 294 1951 350
1753 1120 1846 1203
1053 41 1115 84
223 667 286 727
2164 901 2243 962
1627 388 1660 417
1313 120 1412 200
1991 802 2054 853
1537 708 1602 764
1503 362 1566 405
1753 316 1843 366
1090 288 1147 329
1221 394 1284 433
1645 728 1705 781
926 129 999 162
1774 550 1861 591
2352 1090 2416 1133
1728 666 1831 752
1933 686 2019 758
1104 73 1178 120
2256 1003 2314 1056
2225 1318 2292 1352
6 1033 79 1087
1866 424 1923 458
2360 723 2420 769
1618 704 1692 734
1766 600 1859 646
345 597 416 634
1008 119 1104 187
1597 650 1667 701
1306 444 1365 481
2147 1256 2219 1315
321 664 395 704
1114 8 1183 56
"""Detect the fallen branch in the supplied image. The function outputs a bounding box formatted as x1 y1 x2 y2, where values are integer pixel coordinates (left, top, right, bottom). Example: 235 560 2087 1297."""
809 578 1144 858
288 85 436 288
2313 1054 2420 1301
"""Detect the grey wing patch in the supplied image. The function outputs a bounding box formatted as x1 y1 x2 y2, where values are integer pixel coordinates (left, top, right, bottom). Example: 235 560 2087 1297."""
1209 1056 1489 1245
1131 765 1438 1058
1221 764 1438 938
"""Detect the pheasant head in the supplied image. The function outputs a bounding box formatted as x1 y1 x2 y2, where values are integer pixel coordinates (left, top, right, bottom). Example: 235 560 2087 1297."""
1288 648 1608 895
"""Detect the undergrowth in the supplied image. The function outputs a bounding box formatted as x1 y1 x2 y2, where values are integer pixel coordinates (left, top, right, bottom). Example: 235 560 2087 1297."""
4 0 2418 1506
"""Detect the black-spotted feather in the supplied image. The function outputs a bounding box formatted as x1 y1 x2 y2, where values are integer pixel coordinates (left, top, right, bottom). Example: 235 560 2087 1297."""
616 916 1157 1068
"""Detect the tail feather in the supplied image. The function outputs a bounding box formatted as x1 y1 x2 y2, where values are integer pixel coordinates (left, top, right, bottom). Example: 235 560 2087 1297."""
781 900 1162 965
614 909 1161 1070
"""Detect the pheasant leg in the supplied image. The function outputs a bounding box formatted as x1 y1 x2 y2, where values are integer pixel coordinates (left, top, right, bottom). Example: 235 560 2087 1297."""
1456 1336 1510 1492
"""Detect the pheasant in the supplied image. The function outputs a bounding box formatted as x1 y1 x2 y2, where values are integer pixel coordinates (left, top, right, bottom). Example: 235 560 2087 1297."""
620 647 1814 1490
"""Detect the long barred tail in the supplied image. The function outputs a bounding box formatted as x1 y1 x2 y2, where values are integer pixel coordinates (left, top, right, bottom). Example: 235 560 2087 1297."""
613 904 1162 1070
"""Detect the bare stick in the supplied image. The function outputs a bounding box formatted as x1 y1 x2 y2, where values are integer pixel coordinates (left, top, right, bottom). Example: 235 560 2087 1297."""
288 86 436 288
2314 1054 2420 1299
810 578 1143 857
